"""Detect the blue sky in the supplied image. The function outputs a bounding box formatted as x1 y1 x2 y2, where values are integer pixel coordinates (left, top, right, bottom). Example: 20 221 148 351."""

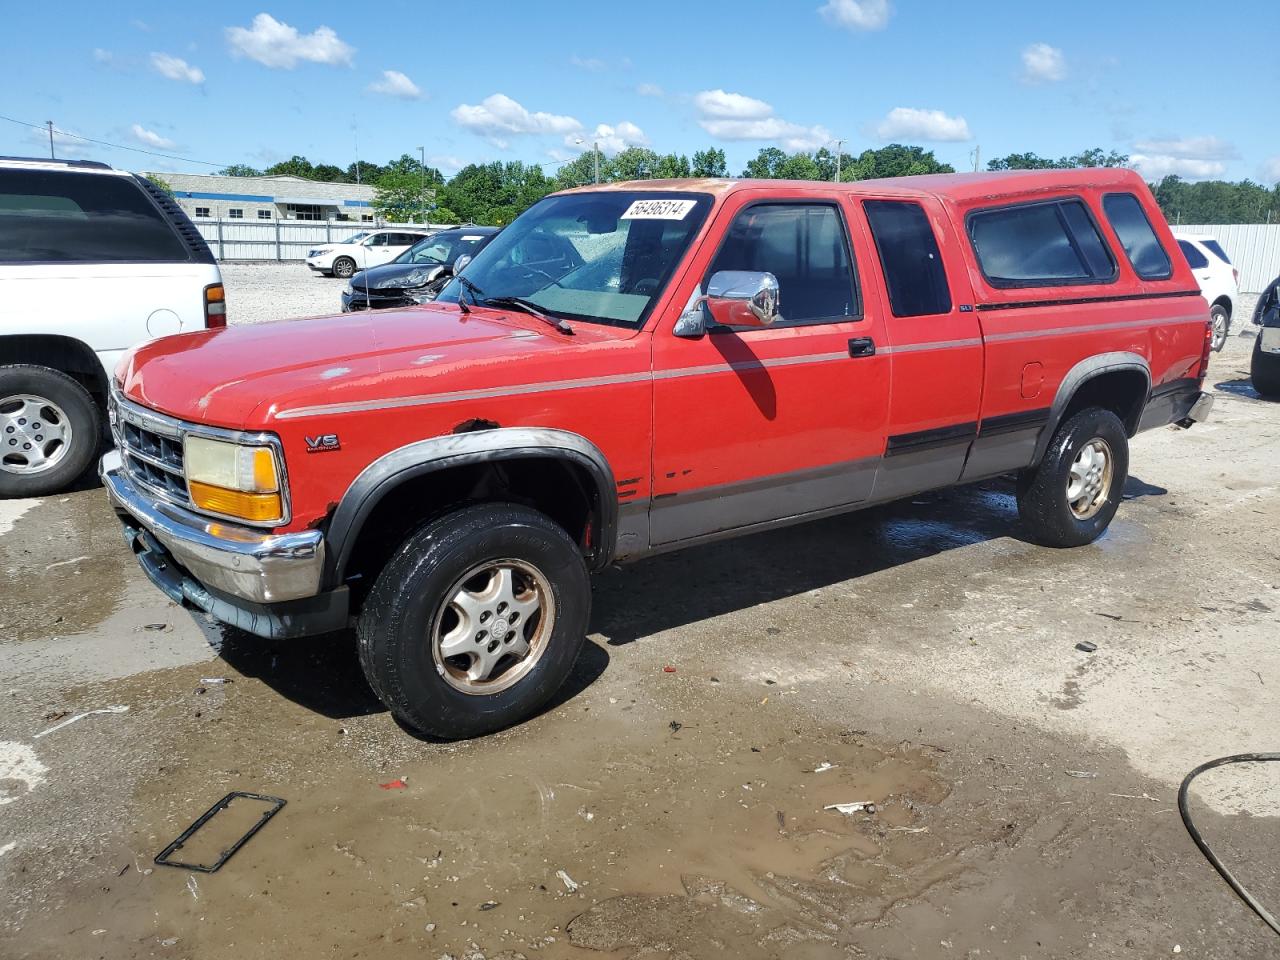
3 0 1277 184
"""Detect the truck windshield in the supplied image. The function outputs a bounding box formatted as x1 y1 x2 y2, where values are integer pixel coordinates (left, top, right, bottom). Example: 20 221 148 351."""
435 191 712 327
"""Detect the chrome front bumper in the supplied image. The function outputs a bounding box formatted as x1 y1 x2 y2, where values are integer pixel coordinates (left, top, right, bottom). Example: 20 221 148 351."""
101 449 324 604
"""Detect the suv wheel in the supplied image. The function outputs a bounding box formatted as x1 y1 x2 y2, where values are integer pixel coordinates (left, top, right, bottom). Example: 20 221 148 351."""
1252 335 1280 399
356 503 590 739
332 256 357 279
0 365 101 498
1016 407 1129 548
1209 304 1230 352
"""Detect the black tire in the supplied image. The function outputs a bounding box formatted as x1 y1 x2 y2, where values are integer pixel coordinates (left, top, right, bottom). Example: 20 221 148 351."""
332 256 357 279
1016 407 1129 548
1209 303 1230 352
0 365 102 499
356 503 590 739
1251 335 1280 399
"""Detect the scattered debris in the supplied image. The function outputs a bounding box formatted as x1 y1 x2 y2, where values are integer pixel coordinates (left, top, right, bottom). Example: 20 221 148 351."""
890 826 930 834
760 696 769 705
159 937 178 947
1075 641 1098 653
577 806 594 822
709 676 720 683
42 709 69 722
424 923 436 933
155 792 286 873
0 841 15 857
380 779 408 790
812 762 836 773
668 721 683 734
1109 792 1160 802
479 900 499 911
34 705 129 739
825 801 877 815
144 623 168 631
662 666 677 674
186 876 199 900
775 810 785 830
199 678 234 685
555 869 579 892
1065 770 1099 779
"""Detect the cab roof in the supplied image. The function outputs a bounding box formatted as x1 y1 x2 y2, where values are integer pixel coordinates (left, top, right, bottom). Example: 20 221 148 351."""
562 167 1148 204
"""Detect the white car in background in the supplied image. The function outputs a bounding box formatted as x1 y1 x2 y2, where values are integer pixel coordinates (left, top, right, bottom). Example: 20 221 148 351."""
1 157 224 497
1173 233 1239 352
305 228 431 279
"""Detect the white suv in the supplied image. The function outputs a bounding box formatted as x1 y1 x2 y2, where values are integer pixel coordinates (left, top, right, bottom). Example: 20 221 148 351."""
1173 233 1239 352
1 157 223 497
305 229 430 279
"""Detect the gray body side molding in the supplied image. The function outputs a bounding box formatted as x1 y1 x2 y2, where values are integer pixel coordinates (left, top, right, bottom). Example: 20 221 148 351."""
1033 351 1150 464
324 427 617 587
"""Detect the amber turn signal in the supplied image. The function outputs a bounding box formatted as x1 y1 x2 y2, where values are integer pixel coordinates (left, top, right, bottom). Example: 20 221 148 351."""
189 481 283 524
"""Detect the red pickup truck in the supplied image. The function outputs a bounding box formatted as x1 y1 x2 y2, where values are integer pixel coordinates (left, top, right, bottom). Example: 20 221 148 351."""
103 168 1213 737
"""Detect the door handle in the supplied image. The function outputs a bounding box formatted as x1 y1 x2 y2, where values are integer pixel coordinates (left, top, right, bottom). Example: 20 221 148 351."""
848 337 876 358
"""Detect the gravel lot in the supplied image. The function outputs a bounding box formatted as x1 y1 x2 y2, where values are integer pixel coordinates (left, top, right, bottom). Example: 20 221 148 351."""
2 272 1279 958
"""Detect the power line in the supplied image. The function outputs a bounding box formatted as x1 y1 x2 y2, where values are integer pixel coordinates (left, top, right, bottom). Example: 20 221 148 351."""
0 113 237 170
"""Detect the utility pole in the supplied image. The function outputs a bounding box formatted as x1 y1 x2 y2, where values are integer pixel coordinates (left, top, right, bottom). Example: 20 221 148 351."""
831 138 846 182
47 121 55 159
970 144 981 172
418 145 426 223
593 141 600 184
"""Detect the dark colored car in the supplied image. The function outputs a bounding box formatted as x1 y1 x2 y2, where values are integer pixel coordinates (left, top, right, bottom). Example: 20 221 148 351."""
341 227 500 312
1252 276 1280 398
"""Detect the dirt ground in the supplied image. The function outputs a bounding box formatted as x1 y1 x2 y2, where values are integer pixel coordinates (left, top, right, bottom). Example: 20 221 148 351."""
2 312 1278 958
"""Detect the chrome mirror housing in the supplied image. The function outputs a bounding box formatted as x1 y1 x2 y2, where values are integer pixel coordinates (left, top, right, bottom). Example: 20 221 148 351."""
674 270 781 337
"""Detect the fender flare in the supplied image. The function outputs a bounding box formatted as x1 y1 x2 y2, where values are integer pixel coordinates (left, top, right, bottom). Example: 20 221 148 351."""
1032 351 1150 464
323 427 618 588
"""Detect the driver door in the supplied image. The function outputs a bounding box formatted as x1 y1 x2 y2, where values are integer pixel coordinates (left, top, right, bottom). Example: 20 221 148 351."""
649 192 891 545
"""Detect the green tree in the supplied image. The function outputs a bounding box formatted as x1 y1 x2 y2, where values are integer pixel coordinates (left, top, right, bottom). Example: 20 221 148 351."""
143 174 173 195
742 147 790 179
439 161 553 225
987 147 1129 171
218 164 263 177
653 152 692 179
373 168 434 222
553 153 602 190
691 147 728 178
1153 175 1280 224
847 144 954 179
263 155 317 179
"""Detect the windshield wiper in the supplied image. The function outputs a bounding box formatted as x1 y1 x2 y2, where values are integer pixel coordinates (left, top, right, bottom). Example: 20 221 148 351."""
481 296 574 335
455 275 485 315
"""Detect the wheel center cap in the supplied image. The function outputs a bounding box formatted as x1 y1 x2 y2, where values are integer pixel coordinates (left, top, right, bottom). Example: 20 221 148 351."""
491 617 509 637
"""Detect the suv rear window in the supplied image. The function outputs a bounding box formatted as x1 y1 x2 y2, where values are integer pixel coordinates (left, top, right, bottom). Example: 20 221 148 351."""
1200 238 1232 265
1102 193 1172 280
863 200 951 317
1177 239 1209 270
0 169 191 263
967 198 1115 287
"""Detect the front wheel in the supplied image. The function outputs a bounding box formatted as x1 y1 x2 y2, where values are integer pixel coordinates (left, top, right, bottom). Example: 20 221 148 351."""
1016 407 1129 548
1209 304 1230 352
332 256 357 279
356 503 590 739
0 365 102 498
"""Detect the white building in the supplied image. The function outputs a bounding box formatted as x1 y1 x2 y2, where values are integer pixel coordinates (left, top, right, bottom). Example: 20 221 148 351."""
148 171 376 223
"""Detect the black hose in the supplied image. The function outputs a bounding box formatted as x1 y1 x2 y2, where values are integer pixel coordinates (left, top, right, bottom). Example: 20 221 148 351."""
1177 753 1280 937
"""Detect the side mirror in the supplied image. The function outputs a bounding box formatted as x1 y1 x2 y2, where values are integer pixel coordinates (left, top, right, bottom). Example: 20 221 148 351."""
453 254 473 275
674 270 781 337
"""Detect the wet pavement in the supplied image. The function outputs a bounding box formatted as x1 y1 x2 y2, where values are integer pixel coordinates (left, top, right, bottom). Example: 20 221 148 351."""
2 336 1279 959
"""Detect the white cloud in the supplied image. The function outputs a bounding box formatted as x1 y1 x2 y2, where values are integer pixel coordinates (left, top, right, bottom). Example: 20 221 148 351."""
570 54 606 72
1129 155 1226 180
129 124 177 150
150 52 204 84
566 121 649 156
428 154 467 174
28 126 92 158
692 89 831 151
367 69 421 99
1020 43 1066 84
92 48 116 65
874 107 971 142
694 89 773 120
451 93 581 148
636 82 664 98
225 13 354 69
818 0 891 31
1264 156 1280 184
1133 136 1234 160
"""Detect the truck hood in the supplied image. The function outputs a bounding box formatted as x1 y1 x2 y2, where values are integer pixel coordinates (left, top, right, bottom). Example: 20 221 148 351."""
118 304 628 428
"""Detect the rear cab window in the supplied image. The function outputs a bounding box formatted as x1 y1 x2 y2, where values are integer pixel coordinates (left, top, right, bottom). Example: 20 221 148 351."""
863 199 952 317
1102 192 1172 280
0 169 192 263
966 197 1115 288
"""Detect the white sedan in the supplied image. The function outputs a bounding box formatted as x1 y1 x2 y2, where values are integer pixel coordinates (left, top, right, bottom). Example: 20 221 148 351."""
306 229 431 279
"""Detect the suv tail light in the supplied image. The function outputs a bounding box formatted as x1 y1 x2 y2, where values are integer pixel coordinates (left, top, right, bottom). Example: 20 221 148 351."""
1196 317 1213 382
204 283 226 329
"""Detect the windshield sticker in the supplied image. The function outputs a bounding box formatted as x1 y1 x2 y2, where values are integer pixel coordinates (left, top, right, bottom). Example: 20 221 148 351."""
461 235 484 240
620 199 698 221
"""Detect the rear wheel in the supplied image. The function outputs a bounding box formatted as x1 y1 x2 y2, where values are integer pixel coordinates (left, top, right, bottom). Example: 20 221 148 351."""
0 365 101 498
1252 335 1280 399
1016 407 1129 547
1209 303 1230 352
356 503 589 739
332 256 357 279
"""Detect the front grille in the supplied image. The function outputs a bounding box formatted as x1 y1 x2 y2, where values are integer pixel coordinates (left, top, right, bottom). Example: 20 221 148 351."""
114 398 190 505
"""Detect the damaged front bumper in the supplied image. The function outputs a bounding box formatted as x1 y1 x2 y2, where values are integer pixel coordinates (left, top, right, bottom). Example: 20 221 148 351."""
100 450 348 639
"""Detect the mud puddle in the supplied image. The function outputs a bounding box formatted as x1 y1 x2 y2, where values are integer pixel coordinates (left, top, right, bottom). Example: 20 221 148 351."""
7 653 1025 959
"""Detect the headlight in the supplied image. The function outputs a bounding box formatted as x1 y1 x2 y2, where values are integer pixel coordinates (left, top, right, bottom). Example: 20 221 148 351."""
184 436 284 524
311 247 332 256
344 281 353 295
379 268 436 289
